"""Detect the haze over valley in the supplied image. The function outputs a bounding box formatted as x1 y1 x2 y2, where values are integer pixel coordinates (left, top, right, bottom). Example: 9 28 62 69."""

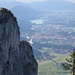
1 0 75 75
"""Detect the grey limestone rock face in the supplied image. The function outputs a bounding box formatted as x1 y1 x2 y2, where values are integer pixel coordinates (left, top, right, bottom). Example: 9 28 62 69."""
0 8 38 75
19 41 38 75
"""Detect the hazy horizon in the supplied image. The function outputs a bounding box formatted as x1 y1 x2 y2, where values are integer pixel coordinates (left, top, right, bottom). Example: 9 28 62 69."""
1 0 75 3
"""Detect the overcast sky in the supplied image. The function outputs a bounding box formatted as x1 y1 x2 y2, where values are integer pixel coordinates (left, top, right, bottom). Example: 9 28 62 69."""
1 0 75 3
16 0 46 3
66 0 75 3
15 0 75 3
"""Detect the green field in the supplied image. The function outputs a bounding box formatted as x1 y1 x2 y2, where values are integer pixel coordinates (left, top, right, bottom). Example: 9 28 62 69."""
38 53 71 75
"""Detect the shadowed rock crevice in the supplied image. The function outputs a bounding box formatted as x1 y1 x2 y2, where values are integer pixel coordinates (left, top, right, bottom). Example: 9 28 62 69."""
0 8 38 75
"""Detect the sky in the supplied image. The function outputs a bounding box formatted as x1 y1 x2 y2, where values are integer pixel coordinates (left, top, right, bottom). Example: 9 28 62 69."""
16 0 75 3
16 0 47 3
66 0 75 3
15 0 75 3
1 0 47 3
1 0 75 3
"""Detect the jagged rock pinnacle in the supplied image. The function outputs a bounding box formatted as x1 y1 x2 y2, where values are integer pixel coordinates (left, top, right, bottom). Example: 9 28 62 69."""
0 8 38 75
0 8 17 24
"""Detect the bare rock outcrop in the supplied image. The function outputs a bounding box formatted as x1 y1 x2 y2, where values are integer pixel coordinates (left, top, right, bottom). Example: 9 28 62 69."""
0 8 38 75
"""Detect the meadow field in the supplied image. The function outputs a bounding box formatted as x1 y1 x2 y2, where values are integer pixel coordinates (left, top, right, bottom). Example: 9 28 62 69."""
38 53 71 75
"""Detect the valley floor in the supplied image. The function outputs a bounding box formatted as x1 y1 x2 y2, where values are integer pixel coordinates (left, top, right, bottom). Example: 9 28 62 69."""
38 53 71 75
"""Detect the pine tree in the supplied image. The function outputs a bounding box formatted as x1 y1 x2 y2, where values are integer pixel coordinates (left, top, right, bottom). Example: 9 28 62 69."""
63 49 75 75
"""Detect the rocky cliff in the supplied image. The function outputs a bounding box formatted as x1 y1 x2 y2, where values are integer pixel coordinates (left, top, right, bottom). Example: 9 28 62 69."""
0 8 38 75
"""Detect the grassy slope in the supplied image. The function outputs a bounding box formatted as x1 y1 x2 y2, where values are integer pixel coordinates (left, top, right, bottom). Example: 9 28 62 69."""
38 53 71 75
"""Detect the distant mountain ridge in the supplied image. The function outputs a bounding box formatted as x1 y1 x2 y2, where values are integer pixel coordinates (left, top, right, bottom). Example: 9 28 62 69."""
11 5 41 20
11 5 41 35
29 0 75 11
0 1 41 34
0 1 29 9
0 0 75 11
